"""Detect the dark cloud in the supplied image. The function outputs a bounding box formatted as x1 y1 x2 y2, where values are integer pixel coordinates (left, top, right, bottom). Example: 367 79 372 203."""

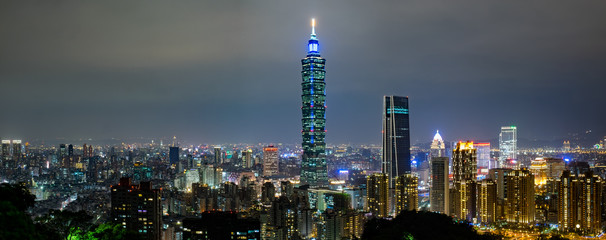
1 1 605 144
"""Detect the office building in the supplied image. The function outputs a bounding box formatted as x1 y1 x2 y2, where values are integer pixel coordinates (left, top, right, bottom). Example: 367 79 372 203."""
263 146 279 177
475 142 491 169
395 173 418 214
111 178 162 240
300 19 328 187
430 131 445 158
367 173 389 218
243 149 253 168
430 156 449 214
382 95 411 187
169 146 179 165
557 170 602 236
499 126 517 167
214 146 222 164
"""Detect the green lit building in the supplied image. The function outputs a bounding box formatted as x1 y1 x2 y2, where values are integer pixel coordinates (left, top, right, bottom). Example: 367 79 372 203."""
300 19 328 187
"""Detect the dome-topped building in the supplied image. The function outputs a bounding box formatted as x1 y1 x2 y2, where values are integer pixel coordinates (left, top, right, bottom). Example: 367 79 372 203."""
430 130 446 158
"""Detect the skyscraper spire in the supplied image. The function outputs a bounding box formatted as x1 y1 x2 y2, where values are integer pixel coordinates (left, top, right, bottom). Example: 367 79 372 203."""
311 18 316 37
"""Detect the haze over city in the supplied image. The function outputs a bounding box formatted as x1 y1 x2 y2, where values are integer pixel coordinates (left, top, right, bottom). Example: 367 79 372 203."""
1 1 605 144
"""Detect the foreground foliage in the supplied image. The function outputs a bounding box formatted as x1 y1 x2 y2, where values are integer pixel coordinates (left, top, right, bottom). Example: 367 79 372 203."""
362 210 502 240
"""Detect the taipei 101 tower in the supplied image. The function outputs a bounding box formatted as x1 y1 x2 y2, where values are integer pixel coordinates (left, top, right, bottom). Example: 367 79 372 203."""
300 19 328 187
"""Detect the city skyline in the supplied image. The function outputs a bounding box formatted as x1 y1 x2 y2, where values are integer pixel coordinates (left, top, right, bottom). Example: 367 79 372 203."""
1 1 606 144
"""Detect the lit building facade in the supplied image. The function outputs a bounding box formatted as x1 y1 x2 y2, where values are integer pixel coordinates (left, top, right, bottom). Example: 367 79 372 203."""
499 126 517 167
300 19 328 187
382 95 411 188
476 179 497 224
395 173 418 214
430 156 449 214
430 131 445 159
366 173 389 218
111 178 162 240
557 170 602 236
451 141 477 221
263 146 279 177
503 169 535 224
475 142 491 169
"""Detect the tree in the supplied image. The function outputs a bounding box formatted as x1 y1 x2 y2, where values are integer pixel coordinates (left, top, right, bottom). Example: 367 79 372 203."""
0 183 36 211
362 211 502 240
37 210 94 239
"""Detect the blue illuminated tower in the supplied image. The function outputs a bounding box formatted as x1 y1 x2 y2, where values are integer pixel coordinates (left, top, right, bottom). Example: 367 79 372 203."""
300 19 328 187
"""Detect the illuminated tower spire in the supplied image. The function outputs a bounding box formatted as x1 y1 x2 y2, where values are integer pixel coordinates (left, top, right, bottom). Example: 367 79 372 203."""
300 18 327 187
311 18 316 37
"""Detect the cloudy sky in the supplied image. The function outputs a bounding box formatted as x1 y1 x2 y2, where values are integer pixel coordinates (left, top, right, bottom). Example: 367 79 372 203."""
1 1 605 145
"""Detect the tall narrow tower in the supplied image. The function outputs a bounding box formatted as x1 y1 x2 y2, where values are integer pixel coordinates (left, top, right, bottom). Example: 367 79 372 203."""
300 19 328 187
382 96 410 188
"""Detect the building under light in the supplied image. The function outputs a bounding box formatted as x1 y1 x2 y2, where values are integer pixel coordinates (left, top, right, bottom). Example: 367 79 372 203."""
430 157 449 215
503 169 535 224
111 178 162 240
382 95 411 188
395 173 418 214
300 18 328 187
366 173 389 218
476 179 497 225
263 146 279 177
557 170 602 236
451 141 477 221
499 126 517 168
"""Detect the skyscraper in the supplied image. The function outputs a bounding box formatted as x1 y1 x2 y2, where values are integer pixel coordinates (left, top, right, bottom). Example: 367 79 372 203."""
367 173 389 218
499 126 517 167
263 146 279 177
382 95 411 187
451 141 477 221
300 19 328 187
430 131 445 158
430 157 449 214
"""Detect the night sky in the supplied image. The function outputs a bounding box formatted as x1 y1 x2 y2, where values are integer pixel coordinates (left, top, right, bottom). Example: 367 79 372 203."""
1 1 605 145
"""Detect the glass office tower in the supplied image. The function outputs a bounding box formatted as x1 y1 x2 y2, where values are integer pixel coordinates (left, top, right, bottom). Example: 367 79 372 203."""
499 126 517 167
300 19 328 187
382 96 411 188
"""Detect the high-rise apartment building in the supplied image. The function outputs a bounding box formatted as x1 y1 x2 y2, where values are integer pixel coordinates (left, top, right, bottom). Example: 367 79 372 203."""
452 141 477 182
263 146 279 177
499 126 517 167
430 157 449 214
504 169 535 224
395 173 418 214
382 95 411 188
476 179 497 224
300 19 328 187
111 178 162 240
451 141 477 221
557 170 602 236
367 173 389 218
